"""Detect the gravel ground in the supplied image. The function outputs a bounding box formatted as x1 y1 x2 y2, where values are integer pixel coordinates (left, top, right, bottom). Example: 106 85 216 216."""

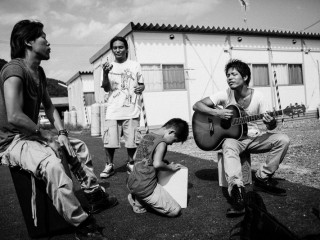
168 118 320 189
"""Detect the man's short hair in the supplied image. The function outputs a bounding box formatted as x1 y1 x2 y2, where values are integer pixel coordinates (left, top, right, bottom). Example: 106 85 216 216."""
110 36 128 50
162 118 189 143
10 20 44 59
225 59 251 85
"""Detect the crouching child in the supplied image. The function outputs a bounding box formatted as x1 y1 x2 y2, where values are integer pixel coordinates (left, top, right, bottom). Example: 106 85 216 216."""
127 118 189 217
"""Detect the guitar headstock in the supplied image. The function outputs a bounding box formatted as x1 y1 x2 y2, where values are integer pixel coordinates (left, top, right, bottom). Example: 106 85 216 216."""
283 103 306 118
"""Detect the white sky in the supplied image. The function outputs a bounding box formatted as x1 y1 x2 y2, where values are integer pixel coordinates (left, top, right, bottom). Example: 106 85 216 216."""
0 0 319 82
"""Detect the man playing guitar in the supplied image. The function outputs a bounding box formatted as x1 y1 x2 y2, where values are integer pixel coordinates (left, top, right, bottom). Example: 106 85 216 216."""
193 59 290 217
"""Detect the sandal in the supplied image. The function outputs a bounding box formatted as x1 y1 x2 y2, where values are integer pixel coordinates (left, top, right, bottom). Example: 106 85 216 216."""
128 194 147 214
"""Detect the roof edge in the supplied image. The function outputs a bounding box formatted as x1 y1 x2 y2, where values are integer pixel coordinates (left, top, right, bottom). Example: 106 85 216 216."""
89 22 320 65
89 22 134 64
66 71 93 85
130 22 320 38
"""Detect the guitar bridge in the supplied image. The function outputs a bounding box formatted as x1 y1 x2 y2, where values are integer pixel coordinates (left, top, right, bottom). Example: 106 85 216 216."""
208 118 214 136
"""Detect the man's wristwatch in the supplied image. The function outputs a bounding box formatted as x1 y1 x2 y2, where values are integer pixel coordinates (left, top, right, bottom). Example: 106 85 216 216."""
58 129 69 137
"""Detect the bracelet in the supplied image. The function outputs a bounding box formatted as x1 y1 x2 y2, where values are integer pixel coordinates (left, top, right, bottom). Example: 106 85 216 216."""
58 129 69 137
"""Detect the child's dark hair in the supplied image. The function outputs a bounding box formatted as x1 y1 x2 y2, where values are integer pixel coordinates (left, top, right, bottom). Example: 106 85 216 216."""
162 118 189 143
225 59 251 85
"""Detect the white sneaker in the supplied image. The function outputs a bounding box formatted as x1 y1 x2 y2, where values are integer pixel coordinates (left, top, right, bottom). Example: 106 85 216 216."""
126 162 134 174
100 163 115 178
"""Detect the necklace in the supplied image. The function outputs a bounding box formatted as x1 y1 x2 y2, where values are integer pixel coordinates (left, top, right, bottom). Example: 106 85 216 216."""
236 89 253 109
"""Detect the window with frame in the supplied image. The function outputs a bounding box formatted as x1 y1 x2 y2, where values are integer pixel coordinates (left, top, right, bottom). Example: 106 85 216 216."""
84 92 95 106
141 64 186 92
250 64 269 87
272 64 303 85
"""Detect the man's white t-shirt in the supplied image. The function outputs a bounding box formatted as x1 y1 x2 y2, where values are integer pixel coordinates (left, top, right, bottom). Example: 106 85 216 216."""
105 59 144 120
209 88 270 137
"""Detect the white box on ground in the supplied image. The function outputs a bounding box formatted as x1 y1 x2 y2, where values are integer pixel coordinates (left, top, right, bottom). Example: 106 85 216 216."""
157 166 188 208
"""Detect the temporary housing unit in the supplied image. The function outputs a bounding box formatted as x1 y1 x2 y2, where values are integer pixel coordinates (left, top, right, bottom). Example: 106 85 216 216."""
50 97 69 118
89 22 320 129
66 71 95 127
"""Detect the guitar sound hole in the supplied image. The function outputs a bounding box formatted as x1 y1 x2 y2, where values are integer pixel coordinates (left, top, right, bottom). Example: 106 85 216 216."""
220 119 231 129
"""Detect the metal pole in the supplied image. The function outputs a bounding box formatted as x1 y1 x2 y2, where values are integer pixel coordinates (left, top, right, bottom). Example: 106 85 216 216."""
267 37 276 108
182 33 192 123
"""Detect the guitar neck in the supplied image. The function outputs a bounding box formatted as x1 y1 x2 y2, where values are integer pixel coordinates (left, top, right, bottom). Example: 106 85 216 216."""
232 110 283 125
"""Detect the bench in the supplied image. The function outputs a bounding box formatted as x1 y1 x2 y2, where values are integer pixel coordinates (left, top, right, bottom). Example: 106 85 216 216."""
217 151 252 187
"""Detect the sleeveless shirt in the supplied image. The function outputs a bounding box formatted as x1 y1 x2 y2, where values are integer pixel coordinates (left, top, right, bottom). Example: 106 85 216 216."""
127 133 165 198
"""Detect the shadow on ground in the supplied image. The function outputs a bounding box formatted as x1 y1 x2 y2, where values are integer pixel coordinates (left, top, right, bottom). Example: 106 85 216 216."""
0 132 319 240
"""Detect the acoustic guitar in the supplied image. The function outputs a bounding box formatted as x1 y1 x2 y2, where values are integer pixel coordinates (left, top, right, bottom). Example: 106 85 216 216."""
192 104 303 151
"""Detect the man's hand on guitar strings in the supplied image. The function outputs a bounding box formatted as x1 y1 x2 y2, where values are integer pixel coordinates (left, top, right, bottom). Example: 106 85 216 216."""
262 112 275 123
263 112 277 130
217 109 233 120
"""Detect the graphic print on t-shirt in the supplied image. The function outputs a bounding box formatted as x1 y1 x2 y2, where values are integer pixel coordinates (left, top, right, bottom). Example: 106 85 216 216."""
110 68 137 107
105 60 143 120
135 134 156 163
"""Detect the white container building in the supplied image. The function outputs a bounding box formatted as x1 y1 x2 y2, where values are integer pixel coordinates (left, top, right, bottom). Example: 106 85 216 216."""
89 22 320 129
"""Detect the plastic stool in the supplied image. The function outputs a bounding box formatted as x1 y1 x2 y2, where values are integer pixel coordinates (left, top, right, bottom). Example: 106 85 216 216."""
217 151 252 187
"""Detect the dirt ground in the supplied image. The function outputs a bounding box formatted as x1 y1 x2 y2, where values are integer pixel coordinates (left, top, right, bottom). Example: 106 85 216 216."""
0 118 319 240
